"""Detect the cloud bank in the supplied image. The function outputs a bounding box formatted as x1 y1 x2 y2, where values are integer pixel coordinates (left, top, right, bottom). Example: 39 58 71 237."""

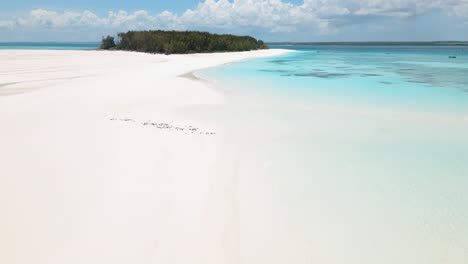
1 0 467 41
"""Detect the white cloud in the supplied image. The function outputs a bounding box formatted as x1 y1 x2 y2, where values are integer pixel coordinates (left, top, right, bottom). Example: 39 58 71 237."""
0 20 14 29
449 0 468 18
0 0 468 39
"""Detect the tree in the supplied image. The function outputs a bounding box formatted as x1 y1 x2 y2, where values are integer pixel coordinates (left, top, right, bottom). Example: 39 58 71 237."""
100 36 116 50
100 30 269 54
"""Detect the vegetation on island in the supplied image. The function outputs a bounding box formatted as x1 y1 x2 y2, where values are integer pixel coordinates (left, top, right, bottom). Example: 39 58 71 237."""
100 36 116 50
100 30 268 54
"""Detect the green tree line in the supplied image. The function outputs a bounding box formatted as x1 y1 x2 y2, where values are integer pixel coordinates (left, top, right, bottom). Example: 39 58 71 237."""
100 30 268 54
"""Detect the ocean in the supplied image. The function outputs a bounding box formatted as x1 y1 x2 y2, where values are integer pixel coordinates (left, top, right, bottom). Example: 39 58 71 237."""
202 45 468 115
198 45 468 263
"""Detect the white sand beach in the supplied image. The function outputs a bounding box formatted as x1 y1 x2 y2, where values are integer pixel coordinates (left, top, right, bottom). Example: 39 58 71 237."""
0 49 291 264
3 48 468 264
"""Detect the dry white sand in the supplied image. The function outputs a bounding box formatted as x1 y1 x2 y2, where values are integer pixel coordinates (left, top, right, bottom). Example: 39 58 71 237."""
0 49 291 264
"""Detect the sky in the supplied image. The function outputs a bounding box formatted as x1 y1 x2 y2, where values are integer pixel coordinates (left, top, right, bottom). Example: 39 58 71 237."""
1 0 468 42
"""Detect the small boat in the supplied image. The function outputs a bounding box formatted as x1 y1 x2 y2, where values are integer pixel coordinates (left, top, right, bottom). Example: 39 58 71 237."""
449 56 457 59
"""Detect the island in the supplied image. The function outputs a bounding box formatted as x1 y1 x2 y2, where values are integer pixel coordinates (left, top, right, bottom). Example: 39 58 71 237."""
100 30 268 54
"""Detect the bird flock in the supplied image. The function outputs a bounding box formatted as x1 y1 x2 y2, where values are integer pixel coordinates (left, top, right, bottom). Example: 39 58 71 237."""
110 118 216 135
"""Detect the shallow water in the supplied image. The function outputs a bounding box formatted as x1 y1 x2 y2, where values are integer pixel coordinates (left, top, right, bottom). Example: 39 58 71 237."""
199 45 468 263
202 45 468 114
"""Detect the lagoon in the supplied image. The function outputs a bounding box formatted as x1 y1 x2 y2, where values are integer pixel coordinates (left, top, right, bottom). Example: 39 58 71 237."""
198 45 468 263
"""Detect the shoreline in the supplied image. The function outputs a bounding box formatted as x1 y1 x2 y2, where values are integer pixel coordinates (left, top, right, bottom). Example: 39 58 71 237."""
178 49 295 82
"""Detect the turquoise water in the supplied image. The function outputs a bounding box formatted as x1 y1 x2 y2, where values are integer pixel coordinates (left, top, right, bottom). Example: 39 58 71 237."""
202 45 468 115
199 45 468 263
0 42 99 50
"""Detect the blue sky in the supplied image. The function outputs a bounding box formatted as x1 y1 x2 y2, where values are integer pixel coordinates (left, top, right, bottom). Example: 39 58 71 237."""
1 0 303 15
1 0 200 15
1 0 467 42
